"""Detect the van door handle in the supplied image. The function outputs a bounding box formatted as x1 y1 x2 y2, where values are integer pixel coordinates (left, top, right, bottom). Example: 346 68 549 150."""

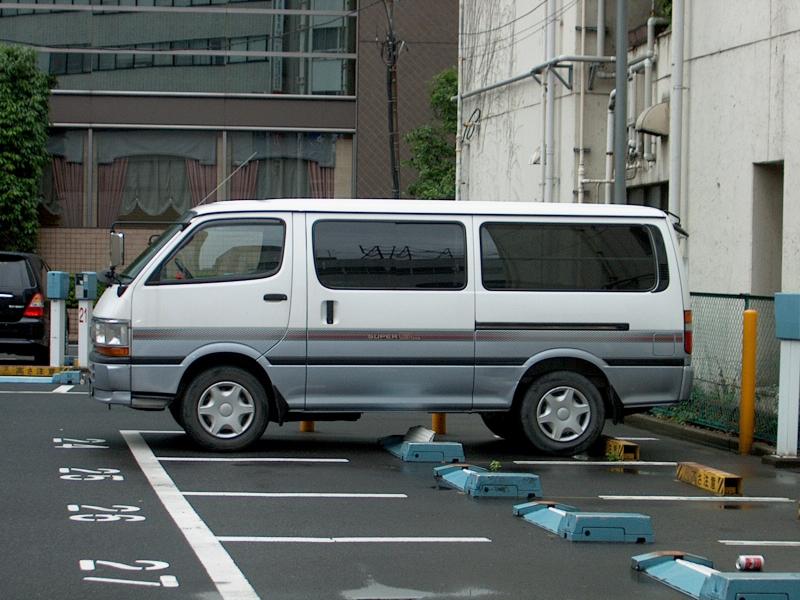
325 300 334 324
263 294 288 302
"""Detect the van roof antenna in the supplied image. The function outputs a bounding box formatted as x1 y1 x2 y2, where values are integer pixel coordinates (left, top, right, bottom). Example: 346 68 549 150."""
198 151 258 206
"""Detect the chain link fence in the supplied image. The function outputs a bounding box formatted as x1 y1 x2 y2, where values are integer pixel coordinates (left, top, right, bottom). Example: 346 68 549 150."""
653 293 780 444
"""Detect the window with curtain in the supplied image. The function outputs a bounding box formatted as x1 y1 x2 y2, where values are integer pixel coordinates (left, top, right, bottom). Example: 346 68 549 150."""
228 131 338 199
94 130 218 224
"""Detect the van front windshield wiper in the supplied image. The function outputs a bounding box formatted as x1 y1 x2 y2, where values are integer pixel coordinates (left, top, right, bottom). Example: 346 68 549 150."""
103 269 134 285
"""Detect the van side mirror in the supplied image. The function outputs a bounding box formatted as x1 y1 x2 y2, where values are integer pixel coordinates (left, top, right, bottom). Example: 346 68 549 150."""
110 232 125 268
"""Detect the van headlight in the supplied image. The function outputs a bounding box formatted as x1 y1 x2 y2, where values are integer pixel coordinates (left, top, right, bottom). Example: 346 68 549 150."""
93 318 130 357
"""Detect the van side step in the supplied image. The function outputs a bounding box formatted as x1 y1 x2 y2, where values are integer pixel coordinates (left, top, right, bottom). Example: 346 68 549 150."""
281 412 362 422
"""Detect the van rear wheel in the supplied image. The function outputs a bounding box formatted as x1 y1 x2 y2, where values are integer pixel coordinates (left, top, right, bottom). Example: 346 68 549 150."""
519 371 604 456
181 366 268 451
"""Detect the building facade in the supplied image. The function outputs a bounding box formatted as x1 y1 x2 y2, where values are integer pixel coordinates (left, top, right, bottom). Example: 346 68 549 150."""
457 0 799 296
0 0 456 273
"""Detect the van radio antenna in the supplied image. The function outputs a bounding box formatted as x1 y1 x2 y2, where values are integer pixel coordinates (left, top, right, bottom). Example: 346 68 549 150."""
198 151 258 206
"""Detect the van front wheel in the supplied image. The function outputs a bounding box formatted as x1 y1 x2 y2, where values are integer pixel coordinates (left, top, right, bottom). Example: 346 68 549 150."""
520 371 604 455
181 366 268 451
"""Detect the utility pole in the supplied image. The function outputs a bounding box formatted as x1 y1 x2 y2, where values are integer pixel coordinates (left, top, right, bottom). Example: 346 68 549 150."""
380 0 403 199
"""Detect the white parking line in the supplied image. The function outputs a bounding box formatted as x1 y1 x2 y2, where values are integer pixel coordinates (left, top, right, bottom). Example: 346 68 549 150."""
184 492 407 499
121 430 259 600
600 495 794 503
218 536 492 543
719 540 800 546
614 436 659 441
514 460 677 466
53 385 74 393
157 456 349 463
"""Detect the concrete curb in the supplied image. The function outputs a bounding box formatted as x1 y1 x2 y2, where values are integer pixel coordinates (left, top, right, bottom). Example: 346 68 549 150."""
625 414 776 457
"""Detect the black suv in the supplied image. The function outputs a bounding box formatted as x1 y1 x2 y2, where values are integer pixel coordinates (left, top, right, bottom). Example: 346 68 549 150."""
0 252 49 364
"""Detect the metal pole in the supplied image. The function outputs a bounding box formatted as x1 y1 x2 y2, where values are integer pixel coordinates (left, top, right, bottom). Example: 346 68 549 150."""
432 413 447 435
383 0 401 199
739 310 757 455
613 0 627 204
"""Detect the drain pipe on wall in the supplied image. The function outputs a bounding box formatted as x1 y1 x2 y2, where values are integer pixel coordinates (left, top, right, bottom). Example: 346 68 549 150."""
613 0 627 204
577 0 587 203
669 0 685 217
596 0 605 57
455 0 464 200
544 0 556 202
643 16 669 161
605 90 616 203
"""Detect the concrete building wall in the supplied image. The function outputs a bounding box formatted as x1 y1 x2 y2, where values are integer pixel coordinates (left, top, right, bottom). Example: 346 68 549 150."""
459 0 800 295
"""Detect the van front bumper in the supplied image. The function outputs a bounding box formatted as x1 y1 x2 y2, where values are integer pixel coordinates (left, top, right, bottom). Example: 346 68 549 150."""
90 351 132 406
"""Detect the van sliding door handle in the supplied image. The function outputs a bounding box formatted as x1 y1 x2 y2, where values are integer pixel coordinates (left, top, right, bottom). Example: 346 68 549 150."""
325 300 334 324
263 294 288 302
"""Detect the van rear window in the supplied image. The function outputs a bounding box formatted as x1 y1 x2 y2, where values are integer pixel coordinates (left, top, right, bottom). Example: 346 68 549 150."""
480 223 662 292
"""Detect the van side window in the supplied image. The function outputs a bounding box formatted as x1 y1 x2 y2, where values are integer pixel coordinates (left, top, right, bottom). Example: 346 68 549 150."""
480 223 662 292
313 220 467 290
150 219 285 284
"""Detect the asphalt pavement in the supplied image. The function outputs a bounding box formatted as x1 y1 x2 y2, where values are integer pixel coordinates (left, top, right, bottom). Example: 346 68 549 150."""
0 382 798 599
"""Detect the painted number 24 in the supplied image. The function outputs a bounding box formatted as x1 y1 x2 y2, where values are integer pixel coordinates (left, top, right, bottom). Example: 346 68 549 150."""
80 559 178 588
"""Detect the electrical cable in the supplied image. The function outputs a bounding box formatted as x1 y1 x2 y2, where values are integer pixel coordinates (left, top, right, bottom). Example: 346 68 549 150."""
459 0 547 36
461 0 578 60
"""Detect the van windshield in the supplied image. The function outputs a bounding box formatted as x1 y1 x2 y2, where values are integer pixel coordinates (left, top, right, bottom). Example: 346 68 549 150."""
120 222 185 282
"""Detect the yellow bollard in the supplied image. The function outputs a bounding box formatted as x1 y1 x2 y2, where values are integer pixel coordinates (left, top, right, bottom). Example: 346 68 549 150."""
739 309 758 455
300 420 315 433
432 413 447 435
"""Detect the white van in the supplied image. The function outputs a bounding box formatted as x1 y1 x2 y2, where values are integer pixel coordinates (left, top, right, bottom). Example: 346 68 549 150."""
90 199 693 454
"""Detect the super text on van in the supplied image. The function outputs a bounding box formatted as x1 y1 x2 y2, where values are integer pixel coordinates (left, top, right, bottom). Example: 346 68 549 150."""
90 199 693 455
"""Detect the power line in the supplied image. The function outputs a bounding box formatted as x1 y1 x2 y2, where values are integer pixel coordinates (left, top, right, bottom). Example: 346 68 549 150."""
462 0 578 60
459 0 547 36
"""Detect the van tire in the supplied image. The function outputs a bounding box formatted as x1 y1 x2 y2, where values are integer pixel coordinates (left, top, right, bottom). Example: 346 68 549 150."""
181 366 268 451
519 371 604 456
480 412 524 442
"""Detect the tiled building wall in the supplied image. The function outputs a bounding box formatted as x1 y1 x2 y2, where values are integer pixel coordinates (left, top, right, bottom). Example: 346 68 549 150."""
38 227 164 340
38 227 164 273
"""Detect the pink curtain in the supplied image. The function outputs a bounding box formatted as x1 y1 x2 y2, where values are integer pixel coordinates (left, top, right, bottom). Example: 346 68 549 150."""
97 158 128 228
229 160 261 200
186 159 217 205
307 161 334 199
51 157 84 227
